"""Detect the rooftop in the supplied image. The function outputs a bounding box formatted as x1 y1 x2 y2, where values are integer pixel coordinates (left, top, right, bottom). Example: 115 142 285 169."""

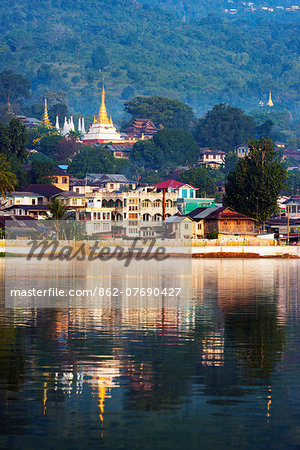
23 184 63 197
153 180 198 190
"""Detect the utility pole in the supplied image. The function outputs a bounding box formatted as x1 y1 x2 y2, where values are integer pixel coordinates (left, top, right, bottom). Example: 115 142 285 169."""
287 207 290 245
162 188 166 221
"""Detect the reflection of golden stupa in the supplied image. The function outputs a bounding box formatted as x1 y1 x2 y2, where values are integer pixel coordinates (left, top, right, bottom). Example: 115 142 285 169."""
82 81 124 144
267 91 274 107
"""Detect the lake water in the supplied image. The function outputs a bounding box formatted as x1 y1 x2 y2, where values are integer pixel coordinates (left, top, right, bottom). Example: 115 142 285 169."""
1 258 300 449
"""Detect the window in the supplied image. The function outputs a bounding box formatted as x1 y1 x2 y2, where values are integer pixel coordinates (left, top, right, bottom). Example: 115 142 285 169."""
110 184 114 189
53 177 58 183
184 224 189 229
182 189 187 198
189 190 194 198
76 188 80 193
142 200 150 207
16 199 21 204
197 223 202 230
32 199 36 205
153 200 161 207
62 177 68 184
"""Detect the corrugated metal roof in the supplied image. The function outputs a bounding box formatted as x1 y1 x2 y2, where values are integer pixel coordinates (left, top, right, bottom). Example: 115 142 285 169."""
164 216 189 223
187 206 220 219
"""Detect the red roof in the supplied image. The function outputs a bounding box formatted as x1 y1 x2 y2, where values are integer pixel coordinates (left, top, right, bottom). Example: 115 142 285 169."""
153 180 198 190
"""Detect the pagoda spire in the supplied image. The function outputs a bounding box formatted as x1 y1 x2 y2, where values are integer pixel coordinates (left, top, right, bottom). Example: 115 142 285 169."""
7 95 13 116
42 97 52 127
81 116 85 134
98 80 110 125
55 114 60 131
267 91 274 107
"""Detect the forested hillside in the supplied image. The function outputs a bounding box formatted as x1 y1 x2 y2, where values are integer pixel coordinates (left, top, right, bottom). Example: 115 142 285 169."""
141 0 300 21
0 0 299 119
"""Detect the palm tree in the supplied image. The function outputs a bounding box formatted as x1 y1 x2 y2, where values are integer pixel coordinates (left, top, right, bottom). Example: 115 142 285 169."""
47 198 68 220
0 154 17 198
45 198 69 239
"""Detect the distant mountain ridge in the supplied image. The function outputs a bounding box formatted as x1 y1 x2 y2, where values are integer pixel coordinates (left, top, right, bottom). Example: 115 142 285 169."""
0 0 299 119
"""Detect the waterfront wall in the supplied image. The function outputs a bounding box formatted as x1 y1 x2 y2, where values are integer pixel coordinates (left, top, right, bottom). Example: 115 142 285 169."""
3 239 300 258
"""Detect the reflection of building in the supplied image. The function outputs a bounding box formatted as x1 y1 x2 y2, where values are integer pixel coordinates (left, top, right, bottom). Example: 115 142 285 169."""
201 331 224 367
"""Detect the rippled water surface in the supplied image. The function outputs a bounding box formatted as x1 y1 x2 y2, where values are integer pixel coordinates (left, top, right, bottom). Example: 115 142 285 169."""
1 258 300 449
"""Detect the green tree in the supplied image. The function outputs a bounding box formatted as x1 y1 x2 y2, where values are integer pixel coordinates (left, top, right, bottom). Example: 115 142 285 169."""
0 117 27 162
223 151 238 175
6 117 28 161
125 96 195 130
68 145 116 177
121 86 135 100
195 103 255 153
130 129 200 169
45 198 69 238
47 198 68 220
48 102 68 124
153 129 200 166
91 45 109 70
178 166 216 196
0 70 31 103
130 140 164 170
0 153 17 197
255 119 273 139
38 133 63 159
29 159 55 184
283 169 300 195
223 138 287 224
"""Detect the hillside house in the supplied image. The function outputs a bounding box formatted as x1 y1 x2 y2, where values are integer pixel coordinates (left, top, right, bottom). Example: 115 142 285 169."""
198 148 226 168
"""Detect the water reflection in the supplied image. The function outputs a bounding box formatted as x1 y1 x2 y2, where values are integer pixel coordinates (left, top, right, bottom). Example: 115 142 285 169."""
0 259 300 449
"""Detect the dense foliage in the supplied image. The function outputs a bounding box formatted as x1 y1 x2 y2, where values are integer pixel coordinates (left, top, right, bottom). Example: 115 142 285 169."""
0 153 17 197
125 97 195 129
0 0 299 118
0 70 31 104
130 129 200 169
195 103 256 152
178 167 217 196
224 138 287 223
68 146 119 178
